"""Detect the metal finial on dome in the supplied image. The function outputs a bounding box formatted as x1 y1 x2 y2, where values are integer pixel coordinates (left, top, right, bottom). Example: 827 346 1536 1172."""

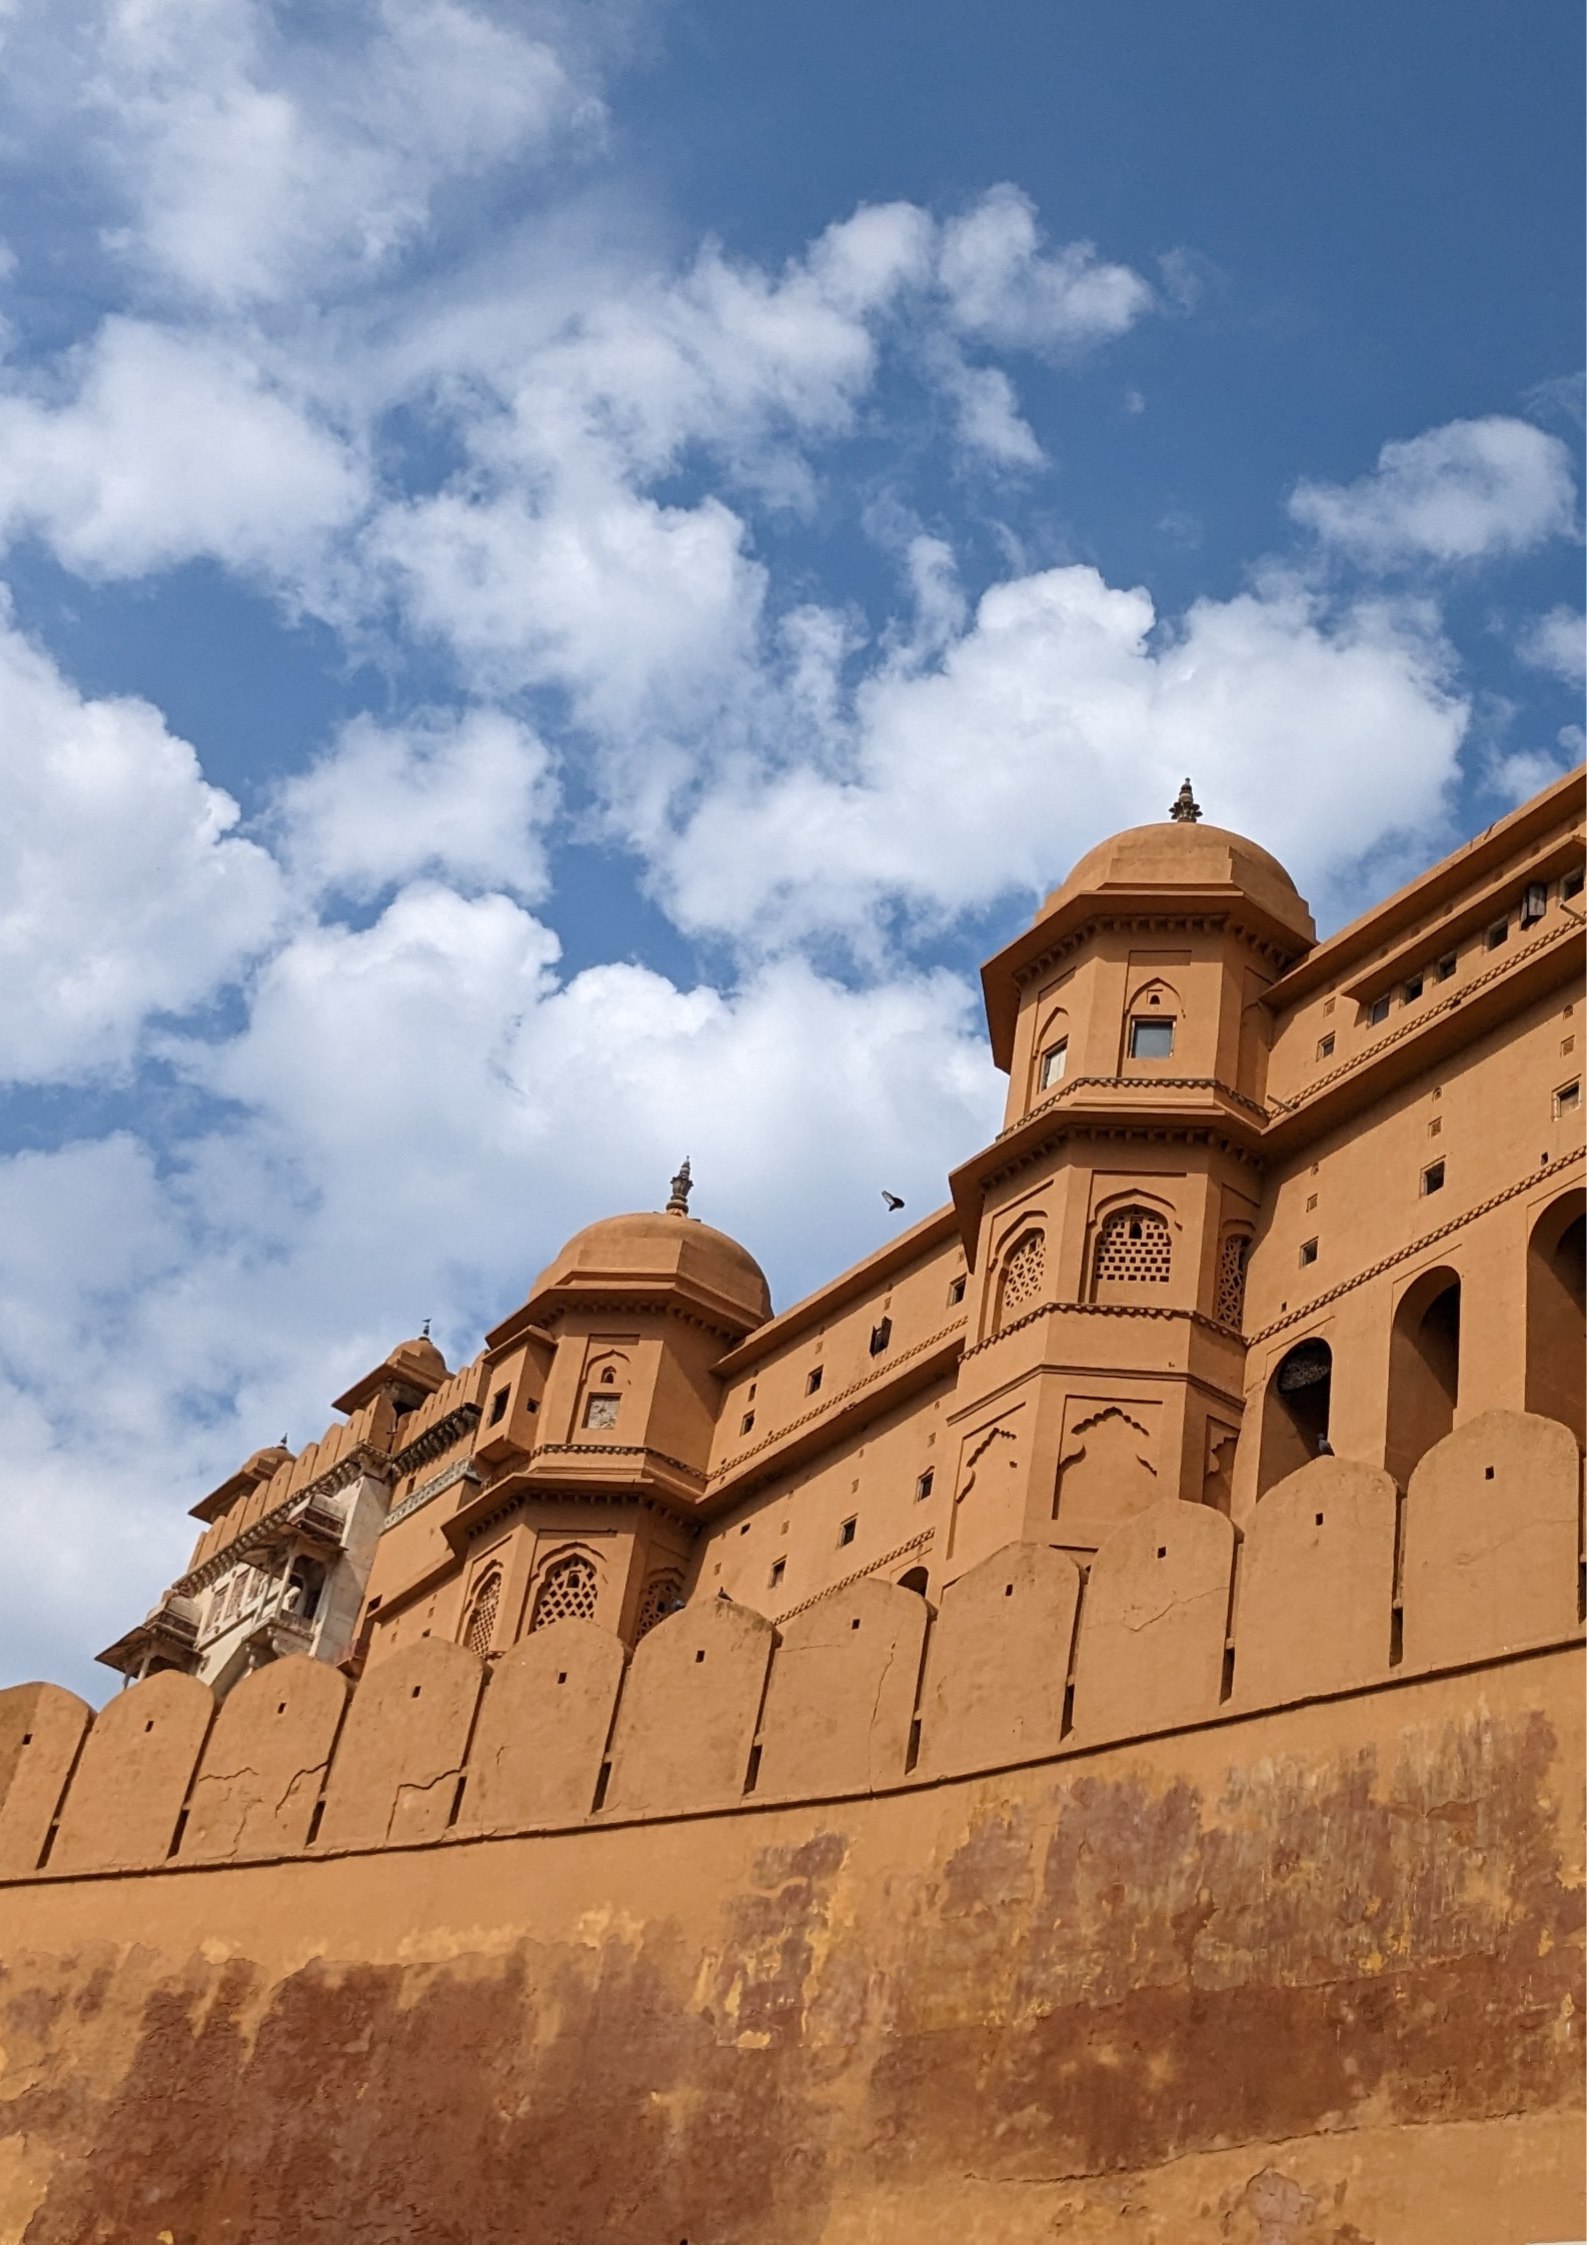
421 1318 431 1338
1169 777 1202 824
666 1156 693 1216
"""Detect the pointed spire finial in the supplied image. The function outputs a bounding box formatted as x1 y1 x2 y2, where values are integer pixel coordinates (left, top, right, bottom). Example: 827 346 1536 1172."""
666 1156 693 1216
421 1318 431 1338
1169 777 1202 824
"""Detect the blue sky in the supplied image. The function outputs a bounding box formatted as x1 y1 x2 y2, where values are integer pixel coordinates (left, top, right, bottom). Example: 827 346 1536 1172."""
0 0 1580 1695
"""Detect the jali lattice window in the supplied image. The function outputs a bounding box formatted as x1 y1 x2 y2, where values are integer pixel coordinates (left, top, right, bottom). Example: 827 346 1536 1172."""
634 1570 684 1640
463 1569 501 1657
996 1229 1046 1326
529 1553 599 1632
1217 1232 1249 1329
1092 1206 1171 1289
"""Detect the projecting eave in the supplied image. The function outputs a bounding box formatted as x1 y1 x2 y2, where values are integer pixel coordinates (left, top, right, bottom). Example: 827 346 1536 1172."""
949 1083 1267 1269
980 883 1315 1072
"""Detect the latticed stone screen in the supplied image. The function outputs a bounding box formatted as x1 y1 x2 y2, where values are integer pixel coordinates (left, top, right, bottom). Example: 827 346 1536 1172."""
1092 1207 1171 1288
529 1553 599 1631
464 1570 501 1657
634 1570 684 1640
997 1229 1046 1323
1217 1231 1249 1328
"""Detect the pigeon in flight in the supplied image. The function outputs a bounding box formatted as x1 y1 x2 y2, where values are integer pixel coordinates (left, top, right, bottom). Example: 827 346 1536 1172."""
882 1191 906 1212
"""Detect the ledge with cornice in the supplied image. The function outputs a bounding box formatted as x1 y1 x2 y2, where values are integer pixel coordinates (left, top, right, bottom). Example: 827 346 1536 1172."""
444 1441 708 1546
173 1443 390 1596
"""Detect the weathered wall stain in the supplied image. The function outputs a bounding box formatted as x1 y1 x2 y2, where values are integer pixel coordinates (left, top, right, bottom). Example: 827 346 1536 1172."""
0 1666 1581 2244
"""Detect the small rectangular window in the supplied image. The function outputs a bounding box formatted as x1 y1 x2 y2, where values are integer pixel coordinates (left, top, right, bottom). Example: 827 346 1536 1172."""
583 1393 620 1430
805 1364 823 1395
915 1468 934 1502
1298 1238 1318 1267
1128 1018 1175 1060
1402 972 1423 1003
868 1316 892 1356
769 1558 785 1590
1521 880 1548 926
948 1274 966 1305
1367 995 1391 1026
1563 866 1585 901
740 1411 755 1435
1554 1081 1581 1119
1422 1159 1446 1195
1038 1039 1068 1089
487 1386 509 1426
1316 1032 1335 1061
1434 952 1457 981
1486 918 1509 950
838 1516 857 1547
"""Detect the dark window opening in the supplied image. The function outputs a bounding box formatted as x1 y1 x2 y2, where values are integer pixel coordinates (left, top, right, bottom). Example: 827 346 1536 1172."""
769 1559 785 1590
897 1565 930 1597
740 1412 755 1435
915 1468 934 1501
1386 1271 1461 1489
1368 995 1391 1026
487 1386 509 1425
838 1516 857 1547
805 1365 823 1394
1257 1336 1333 1496
1402 973 1423 1003
1316 1033 1335 1061
1521 881 1548 926
1486 918 1509 950
1422 1160 1445 1195
1563 866 1585 901
1128 1017 1175 1060
1299 1238 1318 1267
1435 952 1457 980
1526 1194 1586 1448
1554 1081 1580 1118
868 1317 892 1356
948 1274 966 1305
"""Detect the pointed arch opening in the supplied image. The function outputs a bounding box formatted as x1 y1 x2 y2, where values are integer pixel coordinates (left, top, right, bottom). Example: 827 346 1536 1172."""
1526 1190 1585 1446
1089 1199 1173 1303
1258 1336 1333 1496
994 1225 1047 1330
1385 1267 1461 1488
529 1550 601 1632
463 1566 503 1658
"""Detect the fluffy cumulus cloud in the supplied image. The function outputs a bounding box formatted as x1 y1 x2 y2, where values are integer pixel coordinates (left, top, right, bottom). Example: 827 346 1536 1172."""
274 706 557 903
0 319 365 577
0 602 283 1081
652 567 1469 947
1517 605 1586 688
1288 416 1579 568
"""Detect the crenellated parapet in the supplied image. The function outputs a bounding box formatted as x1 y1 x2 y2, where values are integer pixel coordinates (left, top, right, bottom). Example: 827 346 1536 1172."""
8 1410 1579 1883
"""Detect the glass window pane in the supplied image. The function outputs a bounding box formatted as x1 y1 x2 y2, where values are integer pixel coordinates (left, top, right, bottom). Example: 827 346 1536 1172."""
1128 1019 1174 1060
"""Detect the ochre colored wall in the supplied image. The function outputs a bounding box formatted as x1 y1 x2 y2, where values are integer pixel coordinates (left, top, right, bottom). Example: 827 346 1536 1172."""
0 1651 1580 2244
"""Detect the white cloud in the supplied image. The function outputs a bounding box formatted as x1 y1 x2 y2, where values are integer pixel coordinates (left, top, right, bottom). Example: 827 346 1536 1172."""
651 567 1469 949
0 600 284 1081
76 0 592 307
1517 604 1586 688
936 184 1155 353
274 706 557 903
1288 416 1578 568
0 318 365 577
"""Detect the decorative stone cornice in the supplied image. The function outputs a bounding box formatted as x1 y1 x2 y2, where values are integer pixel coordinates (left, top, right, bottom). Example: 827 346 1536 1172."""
1246 1143 1586 1347
382 1455 482 1534
175 1445 385 1594
959 1297 1243 1363
769 1529 935 1625
704 1316 967 1489
389 1403 481 1480
1007 1075 1269 1140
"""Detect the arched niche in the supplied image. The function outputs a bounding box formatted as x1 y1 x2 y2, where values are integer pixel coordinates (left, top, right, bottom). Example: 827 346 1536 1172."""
1257 1335 1333 1497
1526 1189 1585 1447
1087 1188 1177 1306
1384 1266 1461 1490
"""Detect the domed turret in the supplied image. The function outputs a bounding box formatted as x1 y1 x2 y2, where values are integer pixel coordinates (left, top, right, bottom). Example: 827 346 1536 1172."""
528 1207 771 1334
1038 820 1314 948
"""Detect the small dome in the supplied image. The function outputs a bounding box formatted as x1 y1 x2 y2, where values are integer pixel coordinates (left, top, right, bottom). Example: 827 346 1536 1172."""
530 1210 771 1330
1039 820 1315 944
386 1333 447 1382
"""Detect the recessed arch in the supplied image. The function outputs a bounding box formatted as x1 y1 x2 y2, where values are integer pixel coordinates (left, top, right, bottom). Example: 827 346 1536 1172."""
528 1546 602 1633
1257 1335 1333 1496
1526 1189 1585 1446
462 1565 503 1658
1385 1265 1461 1489
896 1565 931 1597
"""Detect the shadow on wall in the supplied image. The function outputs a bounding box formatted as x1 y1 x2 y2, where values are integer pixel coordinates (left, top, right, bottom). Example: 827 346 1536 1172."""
1 1410 1581 1882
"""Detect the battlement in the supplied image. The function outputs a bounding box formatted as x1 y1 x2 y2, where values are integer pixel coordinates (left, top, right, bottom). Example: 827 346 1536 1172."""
6 1409 1579 1883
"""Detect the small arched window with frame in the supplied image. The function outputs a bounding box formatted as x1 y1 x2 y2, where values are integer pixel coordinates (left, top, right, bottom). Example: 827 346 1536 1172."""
463 1567 502 1658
